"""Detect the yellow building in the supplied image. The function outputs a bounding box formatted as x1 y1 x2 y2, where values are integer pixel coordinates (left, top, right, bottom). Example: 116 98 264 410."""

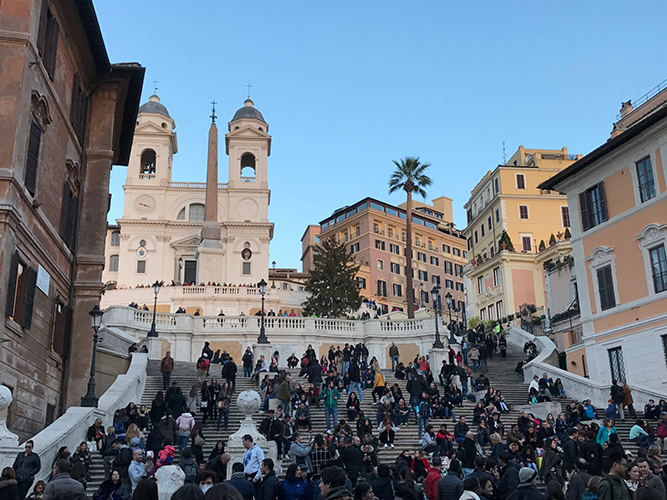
541 91 667 392
463 147 581 323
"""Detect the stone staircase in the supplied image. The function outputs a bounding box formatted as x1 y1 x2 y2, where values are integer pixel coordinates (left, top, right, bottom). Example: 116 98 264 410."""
83 339 641 496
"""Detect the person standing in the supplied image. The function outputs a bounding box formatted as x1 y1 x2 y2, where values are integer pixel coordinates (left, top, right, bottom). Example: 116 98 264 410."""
278 376 292 413
197 354 210 384
242 435 265 480
389 343 400 371
610 380 625 421
320 381 341 433
43 459 86 499
597 452 632 500
343 344 351 376
13 440 40 499
424 456 443 500
348 359 363 403
498 335 507 360
242 348 254 378
161 351 174 390
222 358 237 393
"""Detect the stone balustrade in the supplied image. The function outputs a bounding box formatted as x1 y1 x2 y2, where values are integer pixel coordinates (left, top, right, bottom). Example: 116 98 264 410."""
102 306 451 368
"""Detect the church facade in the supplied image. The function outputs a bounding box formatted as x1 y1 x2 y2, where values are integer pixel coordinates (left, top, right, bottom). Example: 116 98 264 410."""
99 96 303 315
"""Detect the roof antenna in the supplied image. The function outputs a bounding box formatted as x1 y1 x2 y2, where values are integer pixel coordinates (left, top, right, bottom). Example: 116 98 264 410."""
210 100 217 124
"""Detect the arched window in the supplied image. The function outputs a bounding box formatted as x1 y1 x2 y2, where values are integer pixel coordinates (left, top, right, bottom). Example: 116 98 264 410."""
240 152 256 180
177 208 185 220
110 230 120 246
109 254 119 272
140 149 156 177
189 203 205 222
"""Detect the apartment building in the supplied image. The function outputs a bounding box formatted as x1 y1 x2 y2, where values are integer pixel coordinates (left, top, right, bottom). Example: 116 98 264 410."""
540 91 667 388
463 147 580 322
302 197 468 315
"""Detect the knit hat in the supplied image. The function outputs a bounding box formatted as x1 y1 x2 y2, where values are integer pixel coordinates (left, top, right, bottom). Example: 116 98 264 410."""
519 467 537 484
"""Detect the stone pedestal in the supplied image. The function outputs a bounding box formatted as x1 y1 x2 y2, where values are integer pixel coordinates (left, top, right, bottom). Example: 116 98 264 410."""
253 342 274 368
428 347 449 376
155 464 185 500
226 390 278 479
0 386 21 471
141 337 163 361
196 242 224 285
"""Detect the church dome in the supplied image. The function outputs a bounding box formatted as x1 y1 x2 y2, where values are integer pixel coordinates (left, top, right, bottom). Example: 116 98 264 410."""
138 94 171 118
231 98 266 123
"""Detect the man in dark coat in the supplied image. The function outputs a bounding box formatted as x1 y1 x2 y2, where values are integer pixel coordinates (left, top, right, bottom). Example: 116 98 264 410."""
222 359 237 392
567 458 592 500
257 458 279 500
498 452 520 500
578 430 603 476
562 428 579 473
338 436 364 484
407 374 426 408
228 462 255 500
438 460 464 500
13 440 41 498
459 432 477 474
43 459 86 499
506 467 543 500
372 464 417 500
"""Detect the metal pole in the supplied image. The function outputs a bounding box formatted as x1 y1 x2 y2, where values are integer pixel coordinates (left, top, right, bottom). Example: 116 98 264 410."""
148 292 158 337
81 327 99 407
258 294 268 343
432 296 444 349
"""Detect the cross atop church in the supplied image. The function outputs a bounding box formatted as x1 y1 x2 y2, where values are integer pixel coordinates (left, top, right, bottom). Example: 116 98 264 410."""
246 83 252 98
152 79 159 94
210 100 217 124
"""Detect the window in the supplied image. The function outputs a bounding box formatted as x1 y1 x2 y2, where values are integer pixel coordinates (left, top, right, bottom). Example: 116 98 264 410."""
493 267 500 286
443 244 450 253
6 252 38 329
137 260 146 274
519 205 529 219
597 265 616 311
388 227 394 238
189 203 205 222
415 236 421 246
521 236 532 252
488 216 492 231
59 183 79 251
37 3 59 79
354 226 360 238
474 230 478 244
242 262 251 275
111 231 120 246
418 270 428 281
417 252 427 262
50 301 68 356
392 284 402 297
456 282 464 292
377 280 387 297
350 242 359 253
467 237 473 250
391 262 401 274
25 122 41 196
70 74 88 144
580 182 608 231
495 208 500 223
454 264 464 278
496 301 504 319
421 291 429 305
480 308 487 321
390 244 399 254
109 255 119 272
444 261 453 275
650 245 667 294
453 248 461 257
481 224 485 237
561 206 570 228
430 256 439 266
177 208 186 220
637 157 656 203
445 279 454 289
608 347 626 383
375 239 385 250
488 305 495 320
494 178 499 193
357 277 366 289
462 251 467 259
432 275 441 285
467 208 473 224
184 260 197 283
377 260 383 270
340 232 348 243
516 173 526 189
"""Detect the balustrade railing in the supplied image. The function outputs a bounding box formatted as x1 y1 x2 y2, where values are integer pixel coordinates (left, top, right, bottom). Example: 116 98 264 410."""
132 310 176 326
379 319 424 332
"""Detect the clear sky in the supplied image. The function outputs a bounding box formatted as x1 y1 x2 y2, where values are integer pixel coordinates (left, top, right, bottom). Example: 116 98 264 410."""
97 0 666 270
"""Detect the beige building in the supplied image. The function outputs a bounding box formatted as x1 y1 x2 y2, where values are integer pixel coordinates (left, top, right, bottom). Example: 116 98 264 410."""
303 197 468 316
0 0 143 439
463 147 581 323
541 89 667 390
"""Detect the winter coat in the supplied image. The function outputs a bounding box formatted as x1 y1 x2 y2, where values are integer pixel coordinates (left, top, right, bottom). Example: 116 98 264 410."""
13 451 41 482
258 470 280 500
506 484 544 500
598 474 633 500
423 468 441 500
321 485 353 500
278 478 311 500
567 472 592 500
175 413 195 434
228 473 255 500
437 473 463 500
372 476 418 500
0 478 19 500
179 456 199 483
93 479 131 500
499 461 520 500
161 356 174 373
158 415 176 441
43 473 87 500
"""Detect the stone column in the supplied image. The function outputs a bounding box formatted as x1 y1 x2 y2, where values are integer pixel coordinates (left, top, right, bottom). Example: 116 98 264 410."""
64 84 120 409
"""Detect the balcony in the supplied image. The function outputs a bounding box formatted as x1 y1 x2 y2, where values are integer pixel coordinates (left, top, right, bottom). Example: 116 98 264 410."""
139 173 155 180
374 229 385 236
241 176 256 183
170 182 229 189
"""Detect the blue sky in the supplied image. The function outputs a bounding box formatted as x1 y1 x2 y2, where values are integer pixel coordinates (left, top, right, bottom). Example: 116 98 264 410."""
97 1 667 270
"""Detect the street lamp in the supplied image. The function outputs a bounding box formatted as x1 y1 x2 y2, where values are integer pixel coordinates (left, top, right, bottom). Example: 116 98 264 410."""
271 261 276 289
148 280 161 337
430 285 444 349
257 278 269 344
445 291 457 345
81 305 104 407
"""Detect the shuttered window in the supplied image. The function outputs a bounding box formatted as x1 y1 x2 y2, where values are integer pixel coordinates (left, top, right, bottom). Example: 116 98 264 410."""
51 302 66 355
38 6 59 80
5 251 38 329
25 122 41 196
580 182 608 231
69 74 88 144
597 265 616 311
59 183 79 251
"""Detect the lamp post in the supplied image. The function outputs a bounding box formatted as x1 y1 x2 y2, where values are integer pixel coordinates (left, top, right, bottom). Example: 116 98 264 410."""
257 278 269 344
271 261 276 289
148 280 161 337
430 285 444 349
445 292 458 345
81 305 104 407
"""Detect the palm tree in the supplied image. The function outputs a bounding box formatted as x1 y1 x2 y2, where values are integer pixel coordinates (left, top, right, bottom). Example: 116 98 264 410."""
389 157 432 319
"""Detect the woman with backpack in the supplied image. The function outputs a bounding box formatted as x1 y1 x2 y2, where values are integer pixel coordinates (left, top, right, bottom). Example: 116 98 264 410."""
178 448 199 484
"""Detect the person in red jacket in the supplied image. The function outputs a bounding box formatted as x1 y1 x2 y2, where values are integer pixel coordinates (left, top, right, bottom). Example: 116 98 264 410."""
424 456 443 500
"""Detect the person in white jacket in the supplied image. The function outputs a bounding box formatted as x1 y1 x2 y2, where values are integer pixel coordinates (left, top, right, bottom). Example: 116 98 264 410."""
460 476 482 500
528 375 540 395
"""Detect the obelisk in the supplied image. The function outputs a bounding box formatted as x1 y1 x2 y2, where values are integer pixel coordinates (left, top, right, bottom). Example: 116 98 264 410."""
196 102 224 286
